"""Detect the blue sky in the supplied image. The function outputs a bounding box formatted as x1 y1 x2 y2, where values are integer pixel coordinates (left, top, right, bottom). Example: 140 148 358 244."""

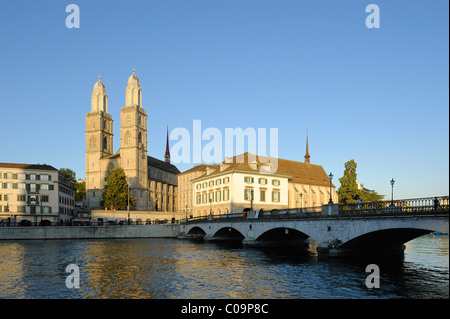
0 0 448 199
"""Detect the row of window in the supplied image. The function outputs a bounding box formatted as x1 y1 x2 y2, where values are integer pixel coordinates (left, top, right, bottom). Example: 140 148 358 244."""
0 205 52 213
194 188 282 205
244 189 280 203
195 177 281 190
0 173 52 181
196 189 230 205
0 194 49 203
244 177 280 186
196 177 230 190
0 183 55 191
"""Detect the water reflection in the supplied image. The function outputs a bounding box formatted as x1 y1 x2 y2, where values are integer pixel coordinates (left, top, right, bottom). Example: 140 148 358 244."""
0 235 448 299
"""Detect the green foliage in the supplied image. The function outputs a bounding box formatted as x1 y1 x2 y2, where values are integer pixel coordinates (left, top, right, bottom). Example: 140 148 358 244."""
338 159 384 204
100 168 136 210
60 168 76 180
338 159 359 204
75 180 86 203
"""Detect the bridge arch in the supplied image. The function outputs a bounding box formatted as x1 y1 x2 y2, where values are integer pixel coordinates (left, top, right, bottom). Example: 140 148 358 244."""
212 227 245 241
186 226 207 239
340 228 433 250
256 227 309 243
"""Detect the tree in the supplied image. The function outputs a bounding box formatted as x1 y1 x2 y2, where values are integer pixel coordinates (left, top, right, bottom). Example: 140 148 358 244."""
75 180 86 203
100 168 136 210
338 159 384 204
60 168 76 180
338 160 359 204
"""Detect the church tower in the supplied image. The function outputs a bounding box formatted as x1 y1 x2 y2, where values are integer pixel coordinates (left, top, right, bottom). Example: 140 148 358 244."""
120 69 149 210
85 76 114 207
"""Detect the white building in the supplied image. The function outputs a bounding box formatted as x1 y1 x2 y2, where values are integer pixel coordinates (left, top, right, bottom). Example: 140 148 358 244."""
0 163 75 225
191 151 337 217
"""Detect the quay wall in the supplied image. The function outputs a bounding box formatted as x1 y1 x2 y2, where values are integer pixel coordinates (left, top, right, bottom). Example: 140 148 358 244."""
0 224 180 240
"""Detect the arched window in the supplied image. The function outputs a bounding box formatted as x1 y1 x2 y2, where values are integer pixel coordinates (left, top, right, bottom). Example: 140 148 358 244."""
103 137 107 150
138 132 142 145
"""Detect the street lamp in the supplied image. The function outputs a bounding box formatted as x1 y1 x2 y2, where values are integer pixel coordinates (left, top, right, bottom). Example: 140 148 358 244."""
300 193 303 212
328 172 333 204
209 198 212 216
127 181 130 224
390 178 395 207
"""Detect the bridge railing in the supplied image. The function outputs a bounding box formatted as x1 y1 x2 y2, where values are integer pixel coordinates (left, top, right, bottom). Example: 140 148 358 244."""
339 195 449 215
183 206 323 224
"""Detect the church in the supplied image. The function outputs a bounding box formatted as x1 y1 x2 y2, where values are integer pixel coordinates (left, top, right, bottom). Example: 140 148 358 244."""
85 69 179 212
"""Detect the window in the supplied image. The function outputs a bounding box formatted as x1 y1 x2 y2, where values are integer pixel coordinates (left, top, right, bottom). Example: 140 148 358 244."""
18 173 26 180
216 179 221 186
244 176 254 183
17 195 26 202
41 195 49 202
18 183 26 190
216 190 221 202
223 177 230 184
244 189 253 200
41 175 49 181
272 179 280 186
258 178 267 185
17 206 26 213
260 190 266 202
272 190 280 203
209 181 214 187
41 184 49 191
223 189 230 201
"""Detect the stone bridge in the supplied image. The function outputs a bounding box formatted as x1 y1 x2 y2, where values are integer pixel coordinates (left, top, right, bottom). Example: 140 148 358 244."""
179 199 449 257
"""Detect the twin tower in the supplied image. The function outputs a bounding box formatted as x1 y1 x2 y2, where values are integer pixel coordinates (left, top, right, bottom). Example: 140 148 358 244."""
85 69 149 209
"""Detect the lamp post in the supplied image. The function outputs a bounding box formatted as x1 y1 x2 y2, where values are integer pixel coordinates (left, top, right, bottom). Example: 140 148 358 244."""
328 172 333 204
209 198 212 216
185 205 188 221
390 178 395 207
127 182 130 224
300 193 303 212
250 190 254 213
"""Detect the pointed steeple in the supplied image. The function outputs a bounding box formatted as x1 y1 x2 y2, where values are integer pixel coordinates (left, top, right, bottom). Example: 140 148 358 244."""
164 123 170 163
304 126 310 164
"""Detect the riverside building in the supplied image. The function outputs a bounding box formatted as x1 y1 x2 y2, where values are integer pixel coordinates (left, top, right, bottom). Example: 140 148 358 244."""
0 163 75 225
190 136 337 217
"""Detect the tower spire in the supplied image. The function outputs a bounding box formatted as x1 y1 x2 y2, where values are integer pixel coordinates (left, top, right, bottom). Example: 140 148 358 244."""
165 123 170 163
304 126 310 164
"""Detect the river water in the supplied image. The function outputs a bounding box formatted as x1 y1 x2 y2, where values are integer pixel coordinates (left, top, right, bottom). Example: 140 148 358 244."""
0 234 448 299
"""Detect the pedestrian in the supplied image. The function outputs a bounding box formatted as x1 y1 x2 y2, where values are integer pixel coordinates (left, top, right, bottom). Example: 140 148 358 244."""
357 198 363 211
434 197 440 211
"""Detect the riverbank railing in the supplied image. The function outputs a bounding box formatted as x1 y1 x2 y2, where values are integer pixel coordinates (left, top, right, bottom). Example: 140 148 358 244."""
339 195 449 215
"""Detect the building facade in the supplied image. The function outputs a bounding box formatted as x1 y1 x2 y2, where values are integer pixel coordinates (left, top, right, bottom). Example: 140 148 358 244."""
191 150 337 217
0 163 75 225
177 164 216 217
85 70 179 212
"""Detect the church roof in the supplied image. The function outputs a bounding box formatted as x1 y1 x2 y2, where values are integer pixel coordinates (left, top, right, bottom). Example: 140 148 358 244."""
147 155 180 174
191 152 334 187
